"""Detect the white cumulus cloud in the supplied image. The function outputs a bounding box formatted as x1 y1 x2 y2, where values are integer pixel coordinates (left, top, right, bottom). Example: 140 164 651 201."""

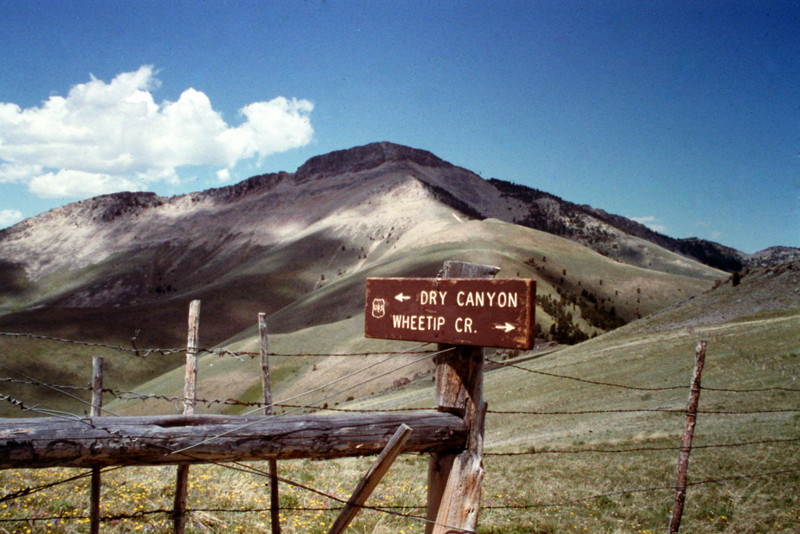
0 209 24 228
29 169 143 199
0 65 314 199
632 216 668 233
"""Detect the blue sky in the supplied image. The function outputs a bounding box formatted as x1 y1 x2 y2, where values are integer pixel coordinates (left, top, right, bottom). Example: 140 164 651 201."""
1 1 798 254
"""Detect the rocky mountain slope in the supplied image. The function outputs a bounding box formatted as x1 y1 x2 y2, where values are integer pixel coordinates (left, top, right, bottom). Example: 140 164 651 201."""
0 142 780 339
745 246 800 267
1 142 783 284
0 142 728 327
2 141 795 416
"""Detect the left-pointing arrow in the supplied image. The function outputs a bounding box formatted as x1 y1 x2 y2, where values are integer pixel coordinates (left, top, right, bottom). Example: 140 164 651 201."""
494 322 516 333
395 293 411 302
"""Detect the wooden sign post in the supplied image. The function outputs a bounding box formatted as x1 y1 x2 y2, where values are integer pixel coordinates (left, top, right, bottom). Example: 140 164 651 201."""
364 261 536 533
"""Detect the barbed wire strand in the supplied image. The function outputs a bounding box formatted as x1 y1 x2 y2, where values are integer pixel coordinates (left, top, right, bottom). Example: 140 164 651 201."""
0 331 435 360
0 376 90 391
0 466 125 503
479 468 800 510
2 467 797 526
0 363 123 417
240 342 434 416
2 332 797 530
702 385 800 393
486 358 686 391
0 393 89 421
484 437 800 456
487 407 800 416
222 460 476 533
277 403 427 413
2 346 441 451
104 389 430 411
486 358 800 393
0 331 184 357
4 375 796 418
169 345 450 456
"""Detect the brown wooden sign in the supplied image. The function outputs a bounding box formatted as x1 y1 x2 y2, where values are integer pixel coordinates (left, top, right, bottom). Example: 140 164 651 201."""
364 278 536 349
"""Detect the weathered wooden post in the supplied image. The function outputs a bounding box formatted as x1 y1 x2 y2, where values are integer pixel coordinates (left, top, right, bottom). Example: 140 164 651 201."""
328 423 413 534
364 260 535 533
174 299 201 534
259 312 281 534
668 340 707 534
90 356 104 534
427 261 497 534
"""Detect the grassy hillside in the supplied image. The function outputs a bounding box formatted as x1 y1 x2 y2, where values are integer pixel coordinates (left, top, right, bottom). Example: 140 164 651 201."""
336 265 800 533
83 218 721 418
1 151 730 415
1 266 797 532
0 216 723 417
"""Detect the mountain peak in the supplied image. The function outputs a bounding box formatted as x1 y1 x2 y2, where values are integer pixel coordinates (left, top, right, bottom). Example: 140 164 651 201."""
295 141 451 181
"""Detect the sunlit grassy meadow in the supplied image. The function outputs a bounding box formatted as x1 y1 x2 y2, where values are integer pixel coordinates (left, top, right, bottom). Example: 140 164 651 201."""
1 303 798 533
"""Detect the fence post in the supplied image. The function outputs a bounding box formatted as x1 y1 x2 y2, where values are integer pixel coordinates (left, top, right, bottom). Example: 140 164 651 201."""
174 299 201 534
90 356 104 534
668 339 707 534
328 424 413 534
259 312 281 534
426 261 498 534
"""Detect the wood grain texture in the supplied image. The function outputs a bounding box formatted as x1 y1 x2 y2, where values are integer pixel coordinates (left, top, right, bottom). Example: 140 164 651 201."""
0 411 466 469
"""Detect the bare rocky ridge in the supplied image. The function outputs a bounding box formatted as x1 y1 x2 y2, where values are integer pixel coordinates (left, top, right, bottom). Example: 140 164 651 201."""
0 141 794 343
1 141 797 417
745 246 800 267
1 141 789 280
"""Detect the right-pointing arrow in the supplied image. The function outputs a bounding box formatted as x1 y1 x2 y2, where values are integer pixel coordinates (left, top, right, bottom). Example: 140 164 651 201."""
494 322 516 333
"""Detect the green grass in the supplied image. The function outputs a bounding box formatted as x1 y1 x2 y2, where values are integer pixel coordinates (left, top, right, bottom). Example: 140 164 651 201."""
1 217 722 416
1 307 797 533
0 334 187 417
0 233 795 531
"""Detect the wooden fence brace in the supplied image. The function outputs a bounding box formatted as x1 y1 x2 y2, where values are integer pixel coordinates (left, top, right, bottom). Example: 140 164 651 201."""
426 260 499 534
174 300 201 534
668 340 707 534
0 411 467 468
90 356 104 534
328 424 413 534
259 313 281 534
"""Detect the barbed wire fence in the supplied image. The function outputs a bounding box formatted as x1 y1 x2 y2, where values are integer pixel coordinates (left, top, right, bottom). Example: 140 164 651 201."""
1 323 799 533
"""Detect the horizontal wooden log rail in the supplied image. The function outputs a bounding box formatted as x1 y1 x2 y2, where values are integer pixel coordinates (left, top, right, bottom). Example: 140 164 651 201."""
0 411 467 469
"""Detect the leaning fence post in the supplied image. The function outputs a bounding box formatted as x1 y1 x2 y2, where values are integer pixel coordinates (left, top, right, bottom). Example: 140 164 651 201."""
90 356 104 534
426 260 498 534
174 299 201 534
328 423 413 534
259 312 281 534
668 339 707 534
